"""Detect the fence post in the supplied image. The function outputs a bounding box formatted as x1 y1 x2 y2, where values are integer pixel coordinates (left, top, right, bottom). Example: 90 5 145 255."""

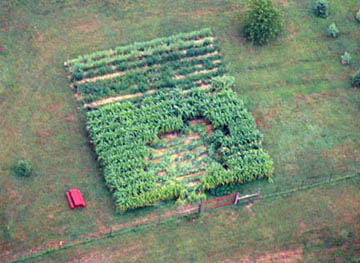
234 192 240 205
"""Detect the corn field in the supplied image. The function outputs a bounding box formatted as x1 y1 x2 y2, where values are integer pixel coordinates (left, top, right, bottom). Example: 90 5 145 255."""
64 29 273 211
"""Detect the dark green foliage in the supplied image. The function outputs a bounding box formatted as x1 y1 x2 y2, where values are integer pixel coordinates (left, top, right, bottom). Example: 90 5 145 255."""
65 29 225 105
74 42 217 80
76 54 224 104
87 86 273 211
243 0 283 45
313 0 329 18
351 70 360 88
207 183 242 196
66 28 213 68
14 160 34 177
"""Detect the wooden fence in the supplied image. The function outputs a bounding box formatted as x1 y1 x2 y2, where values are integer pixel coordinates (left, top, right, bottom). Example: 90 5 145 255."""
198 191 260 213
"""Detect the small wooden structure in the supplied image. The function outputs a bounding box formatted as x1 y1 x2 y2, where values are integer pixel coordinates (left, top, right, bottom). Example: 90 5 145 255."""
66 188 85 209
233 191 260 205
198 191 260 213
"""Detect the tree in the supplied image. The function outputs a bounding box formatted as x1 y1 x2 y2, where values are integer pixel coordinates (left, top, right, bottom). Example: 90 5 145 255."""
243 0 283 45
14 160 34 177
313 0 329 18
356 9 360 23
352 70 360 88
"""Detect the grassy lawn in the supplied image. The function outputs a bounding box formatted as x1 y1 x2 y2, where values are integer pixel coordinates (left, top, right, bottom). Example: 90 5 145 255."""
25 177 360 263
1 0 359 261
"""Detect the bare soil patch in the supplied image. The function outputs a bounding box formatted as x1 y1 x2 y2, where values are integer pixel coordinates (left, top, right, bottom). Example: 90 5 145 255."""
232 247 303 263
159 132 180 142
63 114 77 121
176 171 206 181
277 0 289 7
83 89 158 108
170 151 186 160
83 76 215 108
151 148 166 155
77 70 126 84
174 67 219 80
190 119 214 135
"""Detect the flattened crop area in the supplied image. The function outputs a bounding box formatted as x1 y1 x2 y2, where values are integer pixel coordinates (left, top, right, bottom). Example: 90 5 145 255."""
64 29 273 211
148 120 213 188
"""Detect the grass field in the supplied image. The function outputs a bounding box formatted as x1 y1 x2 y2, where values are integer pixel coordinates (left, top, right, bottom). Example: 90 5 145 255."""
18 178 360 263
1 0 359 262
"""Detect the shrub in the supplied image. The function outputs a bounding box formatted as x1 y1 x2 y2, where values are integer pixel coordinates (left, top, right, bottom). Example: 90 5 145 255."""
243 0 283 45
341 52 351 65
351 70 360 88
356 9 360 23
327 23 339 38
14 160 34 177
313 0 329 18
211 76 235 91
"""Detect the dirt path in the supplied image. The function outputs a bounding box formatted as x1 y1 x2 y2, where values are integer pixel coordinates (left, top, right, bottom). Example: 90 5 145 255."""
76 70 127 84
174 64 220 80
83 89 159 108
229 247 303 263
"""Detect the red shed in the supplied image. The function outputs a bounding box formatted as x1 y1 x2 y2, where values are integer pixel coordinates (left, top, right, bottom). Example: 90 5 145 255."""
66 188 85 209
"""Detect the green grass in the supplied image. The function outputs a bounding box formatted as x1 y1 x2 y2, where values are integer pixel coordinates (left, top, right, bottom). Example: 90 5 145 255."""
1 0 360 261
21 177 360 263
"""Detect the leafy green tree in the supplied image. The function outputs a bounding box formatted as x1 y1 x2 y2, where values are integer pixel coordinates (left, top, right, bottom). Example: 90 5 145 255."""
352 70 360 88
313 0 329 18
243 0 283 45
14 160 34 177
356 9 360 23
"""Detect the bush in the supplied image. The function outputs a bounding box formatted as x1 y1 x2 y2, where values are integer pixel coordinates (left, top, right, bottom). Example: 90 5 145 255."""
14 160 34 177
341 52 351 65
243 0 283 45
351 70 360 88
356 10 360 23
327 23 339 38
211 76 235 91
313 0 329 18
